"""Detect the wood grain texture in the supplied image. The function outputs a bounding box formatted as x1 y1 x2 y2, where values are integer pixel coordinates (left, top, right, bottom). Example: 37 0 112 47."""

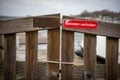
63 16 120 38
61 30 74 80
4 33 16 80
0 14 60 35
33 16 60 28
47 28 60 80
0 18 39 35
84 34 96 80
26 31 38 80
106 37 119 80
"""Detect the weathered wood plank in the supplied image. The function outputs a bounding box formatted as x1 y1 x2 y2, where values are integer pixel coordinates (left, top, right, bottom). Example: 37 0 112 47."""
33 16 60 28
106 37 119 80
26 31 38 80
47 28 60 80
0 35 4 59
33 13 60 28
0 14 60 35
84 34 96 80
61 30 74 80
63 16 120 38
0 17 38 35
4 33 16 80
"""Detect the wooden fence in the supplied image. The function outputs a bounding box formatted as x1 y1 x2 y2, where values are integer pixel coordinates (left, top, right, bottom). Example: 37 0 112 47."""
0 14 60 80
0 14 120 80
62 16 120 80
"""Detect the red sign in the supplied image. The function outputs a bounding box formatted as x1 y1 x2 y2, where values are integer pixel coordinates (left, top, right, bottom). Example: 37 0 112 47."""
63 19 98 29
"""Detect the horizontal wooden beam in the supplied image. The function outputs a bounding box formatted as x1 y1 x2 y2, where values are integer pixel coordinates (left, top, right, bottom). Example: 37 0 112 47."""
33 16 60 28
0 14 60 35
62 16 120 38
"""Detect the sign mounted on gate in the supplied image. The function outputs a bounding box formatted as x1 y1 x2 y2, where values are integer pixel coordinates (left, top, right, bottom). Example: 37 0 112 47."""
63 19 98 29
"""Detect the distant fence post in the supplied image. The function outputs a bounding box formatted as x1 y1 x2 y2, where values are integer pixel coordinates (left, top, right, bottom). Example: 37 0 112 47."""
61 30 74 80
47 28 60 80
84 34 96 80
4 33 16 80
106 37 119 80
26 31 38 80
0 35 4 60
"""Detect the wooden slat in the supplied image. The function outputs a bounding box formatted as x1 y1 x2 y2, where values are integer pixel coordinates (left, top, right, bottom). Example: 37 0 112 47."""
63 16 120 38
84 34 96 80
4 33 16 80
26 31 38 80
47 28 60 80
61 30 74 80
106 37 119 80
38 63 47 80
0 14 60 35
0 35 4 59
73 64 105 80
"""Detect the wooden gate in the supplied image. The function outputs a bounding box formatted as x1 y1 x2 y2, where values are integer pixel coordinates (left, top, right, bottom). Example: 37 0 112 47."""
0 14 60 80
61 15 120 80
0 14 120 80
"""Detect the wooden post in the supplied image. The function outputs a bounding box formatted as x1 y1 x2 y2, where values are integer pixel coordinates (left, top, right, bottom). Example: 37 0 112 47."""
0 35 4 60
84 34 96 80
47 28 60 80
61 30 74 80
26 31 38 80
106 37 119 80
4 33 16 80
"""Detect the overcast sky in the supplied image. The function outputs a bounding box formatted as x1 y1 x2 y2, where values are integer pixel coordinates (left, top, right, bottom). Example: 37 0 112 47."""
0 0 120 16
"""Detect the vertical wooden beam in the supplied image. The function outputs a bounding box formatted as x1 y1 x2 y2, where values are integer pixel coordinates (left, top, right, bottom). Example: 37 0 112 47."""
84 34 96 80
26 31 38 80
4 33 16 80
0 35 4 60
61 30 74 80
47 28 60 80
106 37 119 80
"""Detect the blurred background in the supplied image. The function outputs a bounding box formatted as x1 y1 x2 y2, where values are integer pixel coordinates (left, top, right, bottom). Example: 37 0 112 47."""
0 0 120 64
